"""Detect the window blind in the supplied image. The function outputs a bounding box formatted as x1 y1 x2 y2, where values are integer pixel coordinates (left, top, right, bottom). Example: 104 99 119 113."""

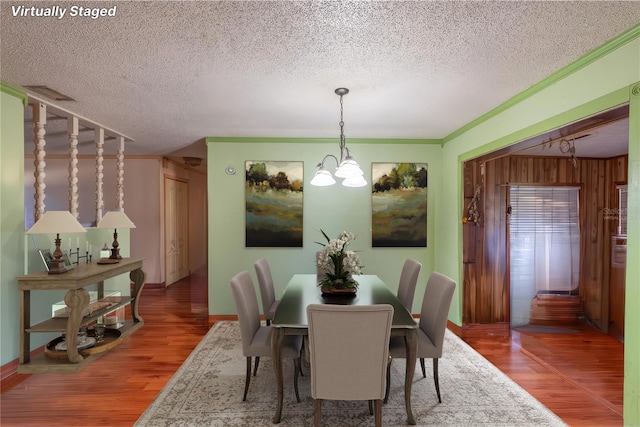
617 184 628 235
509 186 580 234
509 186 580 297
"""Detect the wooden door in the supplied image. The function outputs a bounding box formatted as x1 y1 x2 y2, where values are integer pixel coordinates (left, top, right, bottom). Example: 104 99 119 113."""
164 177 189 286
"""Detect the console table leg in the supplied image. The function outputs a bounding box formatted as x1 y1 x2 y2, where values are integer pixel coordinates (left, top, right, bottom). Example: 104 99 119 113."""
19 290 30 364
64 288 90 363
129 268 146 323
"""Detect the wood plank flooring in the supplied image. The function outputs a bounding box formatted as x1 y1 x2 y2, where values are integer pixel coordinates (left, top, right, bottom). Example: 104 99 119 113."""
1 268 623 426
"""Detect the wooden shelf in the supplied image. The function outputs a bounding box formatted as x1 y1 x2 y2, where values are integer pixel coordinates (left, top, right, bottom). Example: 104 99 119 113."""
17 320 144 374
27 297 134 332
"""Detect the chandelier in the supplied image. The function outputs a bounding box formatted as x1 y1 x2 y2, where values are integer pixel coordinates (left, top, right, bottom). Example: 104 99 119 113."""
310 88 367 187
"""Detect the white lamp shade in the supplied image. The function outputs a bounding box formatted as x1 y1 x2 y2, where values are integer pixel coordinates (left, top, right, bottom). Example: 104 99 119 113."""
335 157 364 178
97 211 136 229
26 211 86 234
310 168 336 186
342 174 368 188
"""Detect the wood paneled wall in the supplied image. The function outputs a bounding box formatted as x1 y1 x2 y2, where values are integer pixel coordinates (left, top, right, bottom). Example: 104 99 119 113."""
462 154 628 337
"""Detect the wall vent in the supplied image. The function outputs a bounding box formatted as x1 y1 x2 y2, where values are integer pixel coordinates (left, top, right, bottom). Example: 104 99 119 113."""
23 85 75 102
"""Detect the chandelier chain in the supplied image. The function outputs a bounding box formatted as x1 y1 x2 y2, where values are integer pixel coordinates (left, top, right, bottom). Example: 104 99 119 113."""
339 94 346 161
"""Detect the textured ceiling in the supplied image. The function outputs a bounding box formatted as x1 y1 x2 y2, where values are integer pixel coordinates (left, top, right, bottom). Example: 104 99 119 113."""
1 1 639 158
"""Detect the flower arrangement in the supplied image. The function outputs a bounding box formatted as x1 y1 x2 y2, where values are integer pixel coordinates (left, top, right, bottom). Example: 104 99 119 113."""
316 230 363 290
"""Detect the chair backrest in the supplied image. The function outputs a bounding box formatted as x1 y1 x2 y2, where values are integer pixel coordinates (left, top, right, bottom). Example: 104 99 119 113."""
230 271 261 356
419 272 456 358
396 258 422 312
306 304 394 401
254 258 276 315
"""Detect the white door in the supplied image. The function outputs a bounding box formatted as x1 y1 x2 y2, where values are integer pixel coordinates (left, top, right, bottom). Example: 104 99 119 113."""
165 177 189 286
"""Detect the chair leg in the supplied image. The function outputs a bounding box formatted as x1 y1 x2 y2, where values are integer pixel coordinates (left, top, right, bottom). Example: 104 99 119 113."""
253 357 260 376
314 399 322 427
374 399 383 427
384 359 391 403
294 358 301 403
368 400 373 415
433 358 441 403
243 357 251 401
420 357 426 378
299 346 304 376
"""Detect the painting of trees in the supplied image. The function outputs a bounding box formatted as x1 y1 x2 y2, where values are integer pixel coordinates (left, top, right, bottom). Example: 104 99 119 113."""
372 163 427 247
245 161 303 247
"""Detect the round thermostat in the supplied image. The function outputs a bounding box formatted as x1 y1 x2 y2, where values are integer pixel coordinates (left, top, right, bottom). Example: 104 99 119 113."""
225 166 236 175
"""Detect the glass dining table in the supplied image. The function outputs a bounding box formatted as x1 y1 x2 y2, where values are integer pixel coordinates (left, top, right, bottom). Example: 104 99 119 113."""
270 274 418 424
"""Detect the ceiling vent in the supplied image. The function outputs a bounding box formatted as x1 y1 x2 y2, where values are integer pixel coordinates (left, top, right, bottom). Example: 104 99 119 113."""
183 156 202 167
23 85 75 102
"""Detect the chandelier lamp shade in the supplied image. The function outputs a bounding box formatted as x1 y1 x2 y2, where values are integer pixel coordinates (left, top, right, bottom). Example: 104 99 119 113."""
310 88 367 188
97 211 136 261
26 210 86 274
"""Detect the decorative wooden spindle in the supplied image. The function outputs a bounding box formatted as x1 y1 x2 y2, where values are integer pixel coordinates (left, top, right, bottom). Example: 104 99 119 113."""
95 127 105 223
32 102 47 223
68 116 80 219
116 136 125 211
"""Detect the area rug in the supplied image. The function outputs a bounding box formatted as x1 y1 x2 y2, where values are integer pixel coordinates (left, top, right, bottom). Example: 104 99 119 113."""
135 321 566 426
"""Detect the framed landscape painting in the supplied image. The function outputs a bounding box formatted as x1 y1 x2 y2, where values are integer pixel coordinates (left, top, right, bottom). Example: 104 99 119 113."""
245 161 303 247
372 162 428 247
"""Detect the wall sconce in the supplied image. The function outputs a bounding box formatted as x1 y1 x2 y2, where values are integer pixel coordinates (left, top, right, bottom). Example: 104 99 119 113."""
26 210 86 274
310 88 367 188
97 211 136 261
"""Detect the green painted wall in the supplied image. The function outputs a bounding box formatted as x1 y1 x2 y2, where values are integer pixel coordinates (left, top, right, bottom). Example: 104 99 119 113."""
207 141 441 316
437 37 640 425
625 82 640 426
1 85 26 366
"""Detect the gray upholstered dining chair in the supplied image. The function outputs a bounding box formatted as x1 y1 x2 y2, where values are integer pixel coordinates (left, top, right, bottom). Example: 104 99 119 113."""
230 271 303 402
254 258 279 326
307 304 394 427
396 258 422 313
385 271 456 404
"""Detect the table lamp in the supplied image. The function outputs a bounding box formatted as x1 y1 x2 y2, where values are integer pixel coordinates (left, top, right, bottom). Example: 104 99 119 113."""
26 211 86 274
97 211 136 261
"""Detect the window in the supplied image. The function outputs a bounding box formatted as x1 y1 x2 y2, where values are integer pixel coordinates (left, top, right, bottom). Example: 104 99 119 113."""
509 186 581 294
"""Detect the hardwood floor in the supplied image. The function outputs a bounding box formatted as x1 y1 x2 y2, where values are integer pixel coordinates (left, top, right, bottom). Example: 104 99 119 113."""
1 268 623 426
461 324 623 426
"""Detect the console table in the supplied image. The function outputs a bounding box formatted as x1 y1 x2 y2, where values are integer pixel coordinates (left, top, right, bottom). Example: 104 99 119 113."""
17 257 146 373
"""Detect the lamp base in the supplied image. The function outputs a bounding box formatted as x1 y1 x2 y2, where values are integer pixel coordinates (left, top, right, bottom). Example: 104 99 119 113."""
48 258 69 274
109 248 122 261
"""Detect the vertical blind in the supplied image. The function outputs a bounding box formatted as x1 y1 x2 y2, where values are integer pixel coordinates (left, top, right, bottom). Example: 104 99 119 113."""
509 186 580 294
617 184 628 235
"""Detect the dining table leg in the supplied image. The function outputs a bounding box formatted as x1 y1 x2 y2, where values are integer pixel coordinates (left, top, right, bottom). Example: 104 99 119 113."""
271 327 285 423
404 328 418 425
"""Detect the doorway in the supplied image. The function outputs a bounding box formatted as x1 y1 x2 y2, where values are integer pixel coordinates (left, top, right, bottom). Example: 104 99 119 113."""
508 185 581 327
461 104 629 338
164 176 189 286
